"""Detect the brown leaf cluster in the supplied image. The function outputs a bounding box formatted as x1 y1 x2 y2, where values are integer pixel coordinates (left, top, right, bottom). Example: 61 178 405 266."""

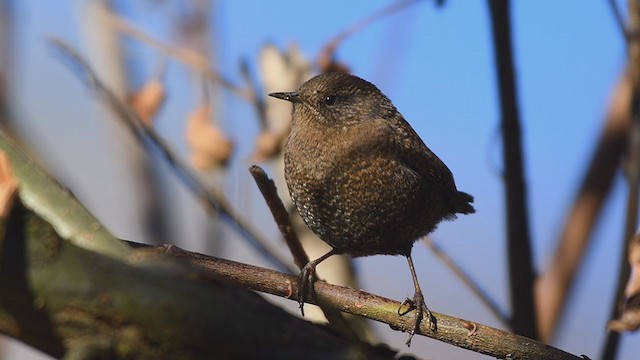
185 105 234 170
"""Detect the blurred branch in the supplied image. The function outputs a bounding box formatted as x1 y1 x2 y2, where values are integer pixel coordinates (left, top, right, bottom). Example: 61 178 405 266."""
249 165 308 269
49 38 296 275
0 0 15 136
487 0 538 338
537 73 632 342
602 1 640 358
104 12 253 101
422 238 509 326
317 0 426 71
159 244 584 360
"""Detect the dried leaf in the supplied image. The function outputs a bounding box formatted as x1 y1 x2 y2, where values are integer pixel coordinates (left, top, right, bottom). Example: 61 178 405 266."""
252 130 284 161
0 151 18 219
185 105 234 170
129 78 166 126
609 234 640 332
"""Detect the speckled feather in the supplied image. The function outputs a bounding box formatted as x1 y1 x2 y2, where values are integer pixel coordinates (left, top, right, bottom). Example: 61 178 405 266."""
283 72 474 257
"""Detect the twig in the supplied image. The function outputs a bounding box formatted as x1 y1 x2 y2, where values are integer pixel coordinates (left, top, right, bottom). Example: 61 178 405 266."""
317 0 425 67
487 0 538 339
248 165 361 340
49 38 296 275
422 238 508 326
248 165 308 269
103 13 253 102
154 243 584 360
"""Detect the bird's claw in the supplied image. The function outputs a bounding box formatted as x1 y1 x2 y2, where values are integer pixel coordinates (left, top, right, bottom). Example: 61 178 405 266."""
398 292 436 346
298 262 316 317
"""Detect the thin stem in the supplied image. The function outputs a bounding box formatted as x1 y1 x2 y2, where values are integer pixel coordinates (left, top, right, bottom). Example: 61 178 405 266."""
104 13 253 102
248 165 308 269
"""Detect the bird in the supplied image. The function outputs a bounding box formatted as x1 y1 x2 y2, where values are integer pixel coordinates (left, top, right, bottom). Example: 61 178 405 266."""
268 72 475 346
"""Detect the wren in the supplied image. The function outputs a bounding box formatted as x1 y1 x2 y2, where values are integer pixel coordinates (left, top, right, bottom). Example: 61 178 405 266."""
269 72 475 346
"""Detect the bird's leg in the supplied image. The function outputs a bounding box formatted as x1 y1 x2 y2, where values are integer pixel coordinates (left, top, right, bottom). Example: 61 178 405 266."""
298 248 337 316
398 253 436 346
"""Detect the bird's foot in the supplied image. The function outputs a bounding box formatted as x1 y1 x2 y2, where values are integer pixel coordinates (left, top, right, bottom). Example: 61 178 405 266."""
398 291 436 346
298 261 317 317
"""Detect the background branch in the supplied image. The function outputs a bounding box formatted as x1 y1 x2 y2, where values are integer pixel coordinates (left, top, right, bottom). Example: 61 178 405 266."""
536 73 632 341
602 1 640 356
487 0 538 339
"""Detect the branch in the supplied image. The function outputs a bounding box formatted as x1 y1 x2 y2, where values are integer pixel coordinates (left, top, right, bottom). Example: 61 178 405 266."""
249 165 366 340
536 73 632 341
0 202 393 359
487 0 538 338
317 0 426 71
104 12 253 101
159 244 584 360
602 2 640 358
49 39 296 274
248 165 308 269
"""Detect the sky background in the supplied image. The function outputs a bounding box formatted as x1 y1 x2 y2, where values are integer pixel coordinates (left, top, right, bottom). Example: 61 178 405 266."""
2 0 639 359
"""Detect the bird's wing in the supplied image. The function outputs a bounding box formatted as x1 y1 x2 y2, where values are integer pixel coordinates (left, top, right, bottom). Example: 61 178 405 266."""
380 117 459 196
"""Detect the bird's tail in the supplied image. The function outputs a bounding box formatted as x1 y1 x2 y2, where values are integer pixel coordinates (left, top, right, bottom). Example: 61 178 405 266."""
455 191 476 215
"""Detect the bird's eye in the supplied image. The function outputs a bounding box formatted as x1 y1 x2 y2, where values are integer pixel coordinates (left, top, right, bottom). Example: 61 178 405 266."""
324 95 337 106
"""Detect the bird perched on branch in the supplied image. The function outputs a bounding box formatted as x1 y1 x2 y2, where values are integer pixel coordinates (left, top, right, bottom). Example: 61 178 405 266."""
269 72 475 345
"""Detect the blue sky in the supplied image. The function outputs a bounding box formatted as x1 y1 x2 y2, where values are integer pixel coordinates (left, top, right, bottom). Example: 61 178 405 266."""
4 1 639 359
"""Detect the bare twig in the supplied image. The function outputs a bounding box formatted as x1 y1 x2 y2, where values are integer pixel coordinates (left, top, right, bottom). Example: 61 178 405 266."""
248 165 308 269
155 243 584 360
248 165 361 340
317 0 425 69
422 238 508 326
103 13 253 101
49 38 295 275
487 0 537 338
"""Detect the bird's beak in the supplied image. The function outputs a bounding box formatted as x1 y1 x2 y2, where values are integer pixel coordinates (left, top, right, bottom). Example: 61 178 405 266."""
268 91 301 103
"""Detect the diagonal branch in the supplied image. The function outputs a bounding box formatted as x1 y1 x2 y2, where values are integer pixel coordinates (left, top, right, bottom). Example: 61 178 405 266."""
49 38 296 275
536 73 632 342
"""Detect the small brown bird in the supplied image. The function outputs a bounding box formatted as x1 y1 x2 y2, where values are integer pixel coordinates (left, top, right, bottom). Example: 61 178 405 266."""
269 72 474 345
